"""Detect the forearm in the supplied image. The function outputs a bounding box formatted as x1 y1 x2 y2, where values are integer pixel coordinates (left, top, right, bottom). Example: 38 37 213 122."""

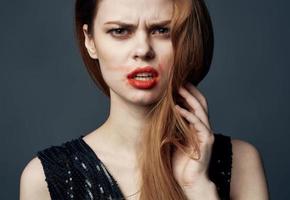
182 178 220 200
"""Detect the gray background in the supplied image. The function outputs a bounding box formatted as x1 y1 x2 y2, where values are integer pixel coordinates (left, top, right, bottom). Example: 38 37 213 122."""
0 0 289 199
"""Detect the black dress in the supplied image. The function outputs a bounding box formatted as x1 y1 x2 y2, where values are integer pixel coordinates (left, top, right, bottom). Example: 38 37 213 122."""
37 133 232 200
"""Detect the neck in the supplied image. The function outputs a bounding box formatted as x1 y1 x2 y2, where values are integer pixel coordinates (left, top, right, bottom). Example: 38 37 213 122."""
100 91 153 157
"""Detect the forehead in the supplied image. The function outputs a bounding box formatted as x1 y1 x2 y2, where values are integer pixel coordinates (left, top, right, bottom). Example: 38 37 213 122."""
95 0 173 24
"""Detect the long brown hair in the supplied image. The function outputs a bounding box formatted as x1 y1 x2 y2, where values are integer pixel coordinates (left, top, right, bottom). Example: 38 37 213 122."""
74 0 214 199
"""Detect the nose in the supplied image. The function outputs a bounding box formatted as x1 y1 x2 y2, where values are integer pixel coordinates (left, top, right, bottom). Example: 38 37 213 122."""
133 32 155 61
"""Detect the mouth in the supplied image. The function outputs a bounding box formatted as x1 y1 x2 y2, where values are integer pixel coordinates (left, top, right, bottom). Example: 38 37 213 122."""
127 66 159 89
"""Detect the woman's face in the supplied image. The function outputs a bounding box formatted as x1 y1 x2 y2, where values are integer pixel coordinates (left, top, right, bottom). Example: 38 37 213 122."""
83 0 174 106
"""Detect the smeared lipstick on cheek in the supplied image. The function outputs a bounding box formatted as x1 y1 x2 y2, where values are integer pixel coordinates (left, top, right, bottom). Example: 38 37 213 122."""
158 63 164 73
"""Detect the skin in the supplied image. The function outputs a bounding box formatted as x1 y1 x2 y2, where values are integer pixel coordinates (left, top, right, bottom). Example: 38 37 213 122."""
19 0 269 199
82 0 174 157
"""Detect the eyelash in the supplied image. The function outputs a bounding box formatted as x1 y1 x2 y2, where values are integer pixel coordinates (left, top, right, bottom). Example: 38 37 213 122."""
107 27 170 38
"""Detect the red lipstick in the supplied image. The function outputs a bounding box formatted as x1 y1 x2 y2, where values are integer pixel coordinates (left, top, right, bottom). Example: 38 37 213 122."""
127 66 159 89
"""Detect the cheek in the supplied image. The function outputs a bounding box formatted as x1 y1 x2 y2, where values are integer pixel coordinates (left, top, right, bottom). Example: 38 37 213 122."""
157 43 174 71
98 47 122 65
96 44 129 80
95 35 127 66
159 54 174 75
99 62 132 87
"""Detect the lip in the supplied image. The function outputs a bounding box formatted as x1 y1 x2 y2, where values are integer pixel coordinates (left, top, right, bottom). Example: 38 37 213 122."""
127 66 159 79
127 66 159 89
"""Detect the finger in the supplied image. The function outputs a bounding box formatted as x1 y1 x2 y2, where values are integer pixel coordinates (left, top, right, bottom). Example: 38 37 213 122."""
178 87 210 129
175 105 210 137
176 105 214 149
185 83 208 113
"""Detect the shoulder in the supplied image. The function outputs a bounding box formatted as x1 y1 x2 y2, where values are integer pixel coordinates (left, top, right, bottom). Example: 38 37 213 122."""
20 156 50 200
231 139 260 162
230 138 269 199
19 139 75 200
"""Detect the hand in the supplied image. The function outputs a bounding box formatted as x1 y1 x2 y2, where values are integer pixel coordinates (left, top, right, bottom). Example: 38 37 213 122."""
172 82 218 199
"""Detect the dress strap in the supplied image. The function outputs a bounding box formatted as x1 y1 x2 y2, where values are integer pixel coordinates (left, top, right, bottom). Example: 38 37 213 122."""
208 133 233 200
37 137 124 200
37 144 72 200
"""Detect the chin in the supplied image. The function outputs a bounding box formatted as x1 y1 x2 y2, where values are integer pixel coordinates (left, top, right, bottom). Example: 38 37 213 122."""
135 98 160 107
128 91 164 106
110 84 165 106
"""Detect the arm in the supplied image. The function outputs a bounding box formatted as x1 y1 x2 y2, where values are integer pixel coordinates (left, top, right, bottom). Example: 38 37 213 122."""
20 157 51 200
173 83 220 200
173 83 269 199
230 139 269 200
181 176 220 200
182 139 269 200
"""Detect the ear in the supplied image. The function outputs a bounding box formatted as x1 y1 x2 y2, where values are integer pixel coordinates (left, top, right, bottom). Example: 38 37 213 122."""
82 24 98 59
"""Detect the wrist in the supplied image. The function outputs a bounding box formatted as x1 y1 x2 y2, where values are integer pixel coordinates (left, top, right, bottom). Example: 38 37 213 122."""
182 177 219 200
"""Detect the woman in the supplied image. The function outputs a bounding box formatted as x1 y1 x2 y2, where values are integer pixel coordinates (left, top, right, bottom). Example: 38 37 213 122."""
20 0 269 199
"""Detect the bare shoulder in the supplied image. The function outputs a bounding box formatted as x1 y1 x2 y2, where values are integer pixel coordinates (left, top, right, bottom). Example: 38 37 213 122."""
230 138 269 200
231 139 261 161
20 156 51 200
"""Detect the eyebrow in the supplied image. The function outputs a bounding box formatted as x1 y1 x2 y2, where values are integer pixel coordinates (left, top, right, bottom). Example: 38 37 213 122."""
104 20 171 27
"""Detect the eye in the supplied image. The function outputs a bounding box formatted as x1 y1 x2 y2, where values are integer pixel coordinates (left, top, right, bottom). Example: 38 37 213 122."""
108 28 131 38
151 27 170 36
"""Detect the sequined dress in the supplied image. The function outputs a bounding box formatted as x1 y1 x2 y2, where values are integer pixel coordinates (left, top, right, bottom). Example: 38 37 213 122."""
37 133 232 200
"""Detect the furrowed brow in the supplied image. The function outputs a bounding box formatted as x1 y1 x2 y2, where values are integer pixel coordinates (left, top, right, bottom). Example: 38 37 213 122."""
104 20 171 28
104 21 135 29
148 20 171 27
